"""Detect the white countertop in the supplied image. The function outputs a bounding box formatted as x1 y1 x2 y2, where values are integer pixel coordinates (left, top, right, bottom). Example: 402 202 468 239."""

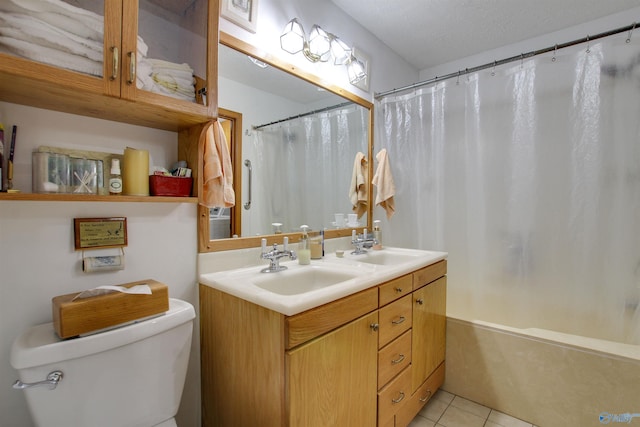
199 247 447 316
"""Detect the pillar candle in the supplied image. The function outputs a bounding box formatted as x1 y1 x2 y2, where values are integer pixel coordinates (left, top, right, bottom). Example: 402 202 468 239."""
122 147 149 196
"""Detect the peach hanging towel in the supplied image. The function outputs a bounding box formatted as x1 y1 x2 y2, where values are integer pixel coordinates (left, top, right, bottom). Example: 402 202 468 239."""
199 120 235 208
349 151 368 218
372 148 396 219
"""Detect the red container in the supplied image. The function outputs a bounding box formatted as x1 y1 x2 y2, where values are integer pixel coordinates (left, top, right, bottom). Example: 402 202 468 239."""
149 175 193 197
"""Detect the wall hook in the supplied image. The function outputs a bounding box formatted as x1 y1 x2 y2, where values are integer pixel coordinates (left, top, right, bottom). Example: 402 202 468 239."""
552 44 558 62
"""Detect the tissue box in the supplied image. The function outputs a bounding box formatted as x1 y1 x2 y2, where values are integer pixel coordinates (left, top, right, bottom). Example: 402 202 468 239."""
52 279 169 339
149 175 193 197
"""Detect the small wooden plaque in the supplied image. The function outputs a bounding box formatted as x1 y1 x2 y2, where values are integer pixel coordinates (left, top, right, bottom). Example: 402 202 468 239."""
74 217 127 250
52 279 168 339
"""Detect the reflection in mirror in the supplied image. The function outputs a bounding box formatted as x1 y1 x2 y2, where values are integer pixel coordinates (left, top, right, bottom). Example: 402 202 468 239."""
209 109 242 239
204 33 373 251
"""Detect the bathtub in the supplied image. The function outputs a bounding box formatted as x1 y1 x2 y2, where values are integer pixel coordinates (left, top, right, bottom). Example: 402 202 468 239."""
443 315 640 427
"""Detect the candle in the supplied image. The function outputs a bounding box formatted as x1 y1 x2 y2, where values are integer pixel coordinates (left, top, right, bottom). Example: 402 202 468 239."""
122 147 149 196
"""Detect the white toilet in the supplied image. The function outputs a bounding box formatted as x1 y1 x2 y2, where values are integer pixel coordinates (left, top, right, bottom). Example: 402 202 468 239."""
11 298 195 427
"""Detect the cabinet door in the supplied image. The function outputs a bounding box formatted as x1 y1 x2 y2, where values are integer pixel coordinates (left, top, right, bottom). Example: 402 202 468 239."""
121 0 215 115
0 0 118 95
411 277 446 392
287 311 379 427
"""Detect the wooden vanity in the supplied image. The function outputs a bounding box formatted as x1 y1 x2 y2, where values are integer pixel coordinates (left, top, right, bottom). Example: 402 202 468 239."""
199 259 446 427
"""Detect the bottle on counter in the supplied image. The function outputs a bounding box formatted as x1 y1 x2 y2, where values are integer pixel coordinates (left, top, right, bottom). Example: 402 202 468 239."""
298 225 311 265
310 230 324 259
373 220 382 250
108 158 122 195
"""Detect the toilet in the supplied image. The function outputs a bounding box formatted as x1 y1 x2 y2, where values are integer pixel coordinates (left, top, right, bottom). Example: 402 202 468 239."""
11 298 195 427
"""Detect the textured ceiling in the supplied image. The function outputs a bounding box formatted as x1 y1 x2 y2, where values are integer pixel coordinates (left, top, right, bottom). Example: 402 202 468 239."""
331 0 640 71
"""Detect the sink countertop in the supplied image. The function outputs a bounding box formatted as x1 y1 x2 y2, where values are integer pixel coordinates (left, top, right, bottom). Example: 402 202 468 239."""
199 247 447 316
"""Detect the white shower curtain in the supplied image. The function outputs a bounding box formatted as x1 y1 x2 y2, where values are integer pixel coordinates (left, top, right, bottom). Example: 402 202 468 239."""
376 33 640 345
252 105 368 234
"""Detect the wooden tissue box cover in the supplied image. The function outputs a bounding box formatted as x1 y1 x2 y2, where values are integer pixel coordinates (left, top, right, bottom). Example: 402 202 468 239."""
52 279 169 339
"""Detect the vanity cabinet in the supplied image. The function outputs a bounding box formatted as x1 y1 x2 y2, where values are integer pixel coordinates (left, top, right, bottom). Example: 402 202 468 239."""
199 259 447 427
377 261 447 427
200 285 379 427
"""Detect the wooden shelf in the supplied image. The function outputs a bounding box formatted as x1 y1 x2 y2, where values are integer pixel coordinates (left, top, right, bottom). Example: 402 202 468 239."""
0 193 198 203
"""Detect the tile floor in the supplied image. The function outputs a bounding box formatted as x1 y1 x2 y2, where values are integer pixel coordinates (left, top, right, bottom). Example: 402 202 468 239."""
409 389 538 427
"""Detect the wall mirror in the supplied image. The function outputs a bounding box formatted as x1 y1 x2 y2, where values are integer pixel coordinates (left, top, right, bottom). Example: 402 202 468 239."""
200 32 373 252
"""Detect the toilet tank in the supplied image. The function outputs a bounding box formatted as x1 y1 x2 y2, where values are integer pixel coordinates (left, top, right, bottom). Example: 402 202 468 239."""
10 298 195 427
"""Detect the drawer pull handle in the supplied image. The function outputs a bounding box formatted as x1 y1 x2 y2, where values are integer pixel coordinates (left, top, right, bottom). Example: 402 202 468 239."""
370 323 379 331
392 391 405 404
127 51 136 85
392 316 406 325
110 46 118 80
394 287 403 293
416 298 424 305
419 390 433 402
391 354 405 365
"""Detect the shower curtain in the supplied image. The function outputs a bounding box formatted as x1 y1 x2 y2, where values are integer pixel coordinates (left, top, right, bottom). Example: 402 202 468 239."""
251 104 368 234
376 33 640 345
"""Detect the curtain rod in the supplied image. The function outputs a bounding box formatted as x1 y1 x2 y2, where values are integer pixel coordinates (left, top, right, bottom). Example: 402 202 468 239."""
252 101 354 130
375 21 638 99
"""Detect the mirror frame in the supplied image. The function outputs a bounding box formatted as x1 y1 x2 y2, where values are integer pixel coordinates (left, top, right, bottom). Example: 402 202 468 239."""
198 31 374 252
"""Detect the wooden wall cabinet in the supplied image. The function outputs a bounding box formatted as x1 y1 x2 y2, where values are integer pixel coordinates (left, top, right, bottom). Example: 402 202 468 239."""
0 0 217 131
199 259 447 427
0 0 219 202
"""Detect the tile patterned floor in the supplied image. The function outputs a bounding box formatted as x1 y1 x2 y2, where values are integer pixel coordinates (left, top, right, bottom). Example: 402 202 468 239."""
409 390 538 427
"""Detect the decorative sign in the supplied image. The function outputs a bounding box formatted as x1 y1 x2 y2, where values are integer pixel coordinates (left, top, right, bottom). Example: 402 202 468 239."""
74 217 128 250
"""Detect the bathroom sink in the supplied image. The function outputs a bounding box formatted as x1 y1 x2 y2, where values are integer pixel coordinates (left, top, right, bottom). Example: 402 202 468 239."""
253 266 359 296
335 247 432 267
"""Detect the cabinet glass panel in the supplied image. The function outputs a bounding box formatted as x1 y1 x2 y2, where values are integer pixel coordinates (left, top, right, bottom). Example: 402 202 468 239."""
0 0 105 77
137 0 208 104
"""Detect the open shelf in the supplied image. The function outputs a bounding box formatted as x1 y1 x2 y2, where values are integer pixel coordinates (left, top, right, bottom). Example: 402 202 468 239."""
0 193 198 203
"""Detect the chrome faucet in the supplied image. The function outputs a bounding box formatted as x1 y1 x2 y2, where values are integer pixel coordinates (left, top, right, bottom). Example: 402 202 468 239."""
351 229 378 255
260 238 296 273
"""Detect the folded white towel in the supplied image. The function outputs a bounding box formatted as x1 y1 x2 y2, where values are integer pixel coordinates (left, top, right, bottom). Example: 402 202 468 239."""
0 35 102 76
372 148 396 219
0 12 102 61
1 0 103 41
349 152 368 218
147 58 194 73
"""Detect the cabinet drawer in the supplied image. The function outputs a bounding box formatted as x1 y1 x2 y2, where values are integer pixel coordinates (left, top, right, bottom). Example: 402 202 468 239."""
378 329 412 389
378 294 412 348
286 287 378 349
413 260 447 290
378 365 411 426
379 274 413 307
395 361 445 427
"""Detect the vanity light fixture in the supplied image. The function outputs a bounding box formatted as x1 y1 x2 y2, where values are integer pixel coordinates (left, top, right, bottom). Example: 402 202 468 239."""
280 18 367 86
346 54 367 84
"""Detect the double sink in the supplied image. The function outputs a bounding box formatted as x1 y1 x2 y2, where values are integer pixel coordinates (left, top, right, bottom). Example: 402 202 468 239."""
199 247 447 316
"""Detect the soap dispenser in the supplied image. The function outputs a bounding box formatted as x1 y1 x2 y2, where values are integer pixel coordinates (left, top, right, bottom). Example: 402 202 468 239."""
373 220 382 250
298 225 311 265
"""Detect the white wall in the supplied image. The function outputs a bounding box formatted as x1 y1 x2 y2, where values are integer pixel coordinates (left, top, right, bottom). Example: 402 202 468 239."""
0 103 199 427
419 7 640 81
220 0 420 100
